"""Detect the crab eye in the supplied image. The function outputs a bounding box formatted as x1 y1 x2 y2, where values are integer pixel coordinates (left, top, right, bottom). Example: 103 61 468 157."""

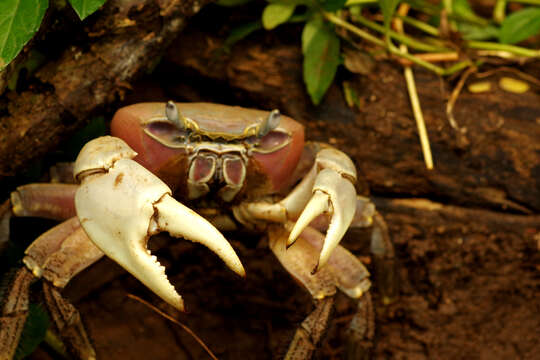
255 130 291 152
145 121 189 146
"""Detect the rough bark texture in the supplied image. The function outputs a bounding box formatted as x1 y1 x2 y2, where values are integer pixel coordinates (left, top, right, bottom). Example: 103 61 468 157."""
0 0 210 179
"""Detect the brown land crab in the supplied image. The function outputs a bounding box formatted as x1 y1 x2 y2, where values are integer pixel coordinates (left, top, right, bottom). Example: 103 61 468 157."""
0 102 396 359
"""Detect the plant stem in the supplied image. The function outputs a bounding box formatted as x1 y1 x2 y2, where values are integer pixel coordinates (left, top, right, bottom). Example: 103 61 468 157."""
468 41 540 57
511 0 540 4
493 0 506 23
395 3 433 170
327 12 443 73
386 42 446 75
44 330 69 358
442 0 458 31
325 12 471 76
324 12 385 47
345 0 377 5
398 15 440 36
404 0 489 26
352 14 450 52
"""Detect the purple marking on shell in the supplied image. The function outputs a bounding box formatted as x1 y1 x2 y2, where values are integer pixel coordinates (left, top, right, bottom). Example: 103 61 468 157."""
223 157 245 186
257 131 290 151
190 156 215 183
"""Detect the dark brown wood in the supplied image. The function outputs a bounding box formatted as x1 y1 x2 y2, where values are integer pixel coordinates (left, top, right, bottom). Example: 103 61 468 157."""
0 0 210 179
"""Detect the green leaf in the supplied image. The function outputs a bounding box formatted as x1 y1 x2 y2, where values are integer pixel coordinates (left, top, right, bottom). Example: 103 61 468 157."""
262 3 297 30
302 19 340 105
452 0 488 25
14 304 50 360
499 7 540 44
68 0 106 20
0 0 48 70
322 0 347 12
458 22 499 40
301 16 322 54
452 0 475 21
7 49 46 90
224 21 262 49
378 0 400 29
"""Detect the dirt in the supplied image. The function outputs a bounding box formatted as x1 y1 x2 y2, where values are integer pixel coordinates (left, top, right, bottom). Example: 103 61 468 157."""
2 2 539 360
28 186 540 360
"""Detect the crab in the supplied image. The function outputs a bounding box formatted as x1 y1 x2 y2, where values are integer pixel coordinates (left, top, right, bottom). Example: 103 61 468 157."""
0 102 396 359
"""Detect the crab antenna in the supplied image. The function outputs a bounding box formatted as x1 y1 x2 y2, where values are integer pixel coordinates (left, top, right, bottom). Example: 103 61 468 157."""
258 109 281 137
165 101 185 130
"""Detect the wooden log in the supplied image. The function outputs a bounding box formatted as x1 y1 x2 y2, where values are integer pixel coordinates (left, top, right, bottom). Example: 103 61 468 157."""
0 0 210 179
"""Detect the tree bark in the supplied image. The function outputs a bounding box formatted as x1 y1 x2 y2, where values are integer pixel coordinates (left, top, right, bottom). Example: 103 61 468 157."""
0 0 210 179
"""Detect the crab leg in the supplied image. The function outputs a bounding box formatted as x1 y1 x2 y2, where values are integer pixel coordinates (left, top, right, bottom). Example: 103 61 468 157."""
10 184 78 220
74 136 245 312
309 197 398 304
1 217 102 360
0 268 34 360
268 224 373 360
1 184 78 251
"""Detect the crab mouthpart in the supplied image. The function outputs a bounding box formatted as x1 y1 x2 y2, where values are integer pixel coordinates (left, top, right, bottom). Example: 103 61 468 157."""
75 157 244 312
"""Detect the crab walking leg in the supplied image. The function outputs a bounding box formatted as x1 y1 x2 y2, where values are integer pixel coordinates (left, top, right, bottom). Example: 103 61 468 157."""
369 213 398 304
0 217 103 360
268 226 336 360
302 226 374 359
23 217 105 287
10 184 78 220
269 224 372 360
346 292 375 360
0 268 34 360
74 136 244 312
309 197 398 304
0 184 78 249
42 282 96 360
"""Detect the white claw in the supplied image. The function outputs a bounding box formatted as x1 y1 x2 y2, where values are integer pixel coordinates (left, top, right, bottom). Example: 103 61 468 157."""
75 142 244 312
288 169 357 273
154 195 245 278
288 191 330 247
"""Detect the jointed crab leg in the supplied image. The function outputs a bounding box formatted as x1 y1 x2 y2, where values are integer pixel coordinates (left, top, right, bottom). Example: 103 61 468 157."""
0 268 34 360
10 184 78 220
74 136 245 312
310 197 398 304
1 216 102 360
268 224 373 360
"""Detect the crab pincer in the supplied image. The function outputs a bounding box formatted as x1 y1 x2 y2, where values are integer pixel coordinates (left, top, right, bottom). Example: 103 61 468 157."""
73 136 245 311
286 148 358 273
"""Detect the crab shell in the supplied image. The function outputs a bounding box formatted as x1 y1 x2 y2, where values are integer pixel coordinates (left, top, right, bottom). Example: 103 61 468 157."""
110 103 305 201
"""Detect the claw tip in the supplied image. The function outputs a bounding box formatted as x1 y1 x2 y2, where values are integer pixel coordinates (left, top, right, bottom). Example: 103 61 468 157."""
176 298 186 312
237 266 247 278
311 262 320 275
286 234 298 248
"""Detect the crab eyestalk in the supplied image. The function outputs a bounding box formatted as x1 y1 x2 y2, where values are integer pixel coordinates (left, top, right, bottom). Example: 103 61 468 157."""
258 109 281 137
165 100 185 130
